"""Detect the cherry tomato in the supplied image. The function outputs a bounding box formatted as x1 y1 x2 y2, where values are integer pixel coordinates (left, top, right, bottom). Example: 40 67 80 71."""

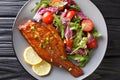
81 19 94 32
66 10 75 20
42 12 54 24
87 38 97 48
58 6 64 11
66 39 73 48
51 0 64 10
52 0 62 3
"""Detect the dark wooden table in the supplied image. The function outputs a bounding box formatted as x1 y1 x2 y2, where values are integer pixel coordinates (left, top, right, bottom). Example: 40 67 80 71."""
0 0 120 80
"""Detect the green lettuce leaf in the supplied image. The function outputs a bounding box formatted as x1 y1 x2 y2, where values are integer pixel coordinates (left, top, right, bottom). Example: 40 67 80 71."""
92 28 102 38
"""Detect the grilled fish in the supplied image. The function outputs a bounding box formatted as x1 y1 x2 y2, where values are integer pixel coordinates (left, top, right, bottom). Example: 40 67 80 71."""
18 20 83 77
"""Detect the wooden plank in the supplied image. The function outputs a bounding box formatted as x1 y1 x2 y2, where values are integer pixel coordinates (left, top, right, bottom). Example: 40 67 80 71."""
0 17 120 79
0 0 119 18
0 0 27 17
1 18 120 56
84 57 120 80
0 0 120 80
0 57 35 80
91 0 120 18
0 18 14 56
0 57 119 80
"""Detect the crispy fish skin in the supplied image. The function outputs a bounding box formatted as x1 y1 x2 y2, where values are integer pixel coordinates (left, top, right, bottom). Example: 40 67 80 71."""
18 20 83 77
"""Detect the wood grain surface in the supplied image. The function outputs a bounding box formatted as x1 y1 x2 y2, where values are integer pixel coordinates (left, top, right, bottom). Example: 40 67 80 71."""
0 0 120 80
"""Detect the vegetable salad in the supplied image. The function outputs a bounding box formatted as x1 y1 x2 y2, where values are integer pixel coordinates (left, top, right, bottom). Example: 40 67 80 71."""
32 0 101 67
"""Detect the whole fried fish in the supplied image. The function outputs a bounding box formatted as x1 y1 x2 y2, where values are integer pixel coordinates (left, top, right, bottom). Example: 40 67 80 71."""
18 20 83 77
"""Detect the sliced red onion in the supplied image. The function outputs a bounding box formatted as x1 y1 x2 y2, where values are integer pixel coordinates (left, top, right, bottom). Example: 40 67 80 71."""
61 18 70 24
87 33 95 44
60 9 70 24
76 60 80 63
33 12 42 22
33 6 59 22
65 24 73 40
55 26 59 32
63 0 76 5
78 49 87 55
38 6 59 15
73 48 87 55
76 12 88 20
61 9 68 17
66 46 72 53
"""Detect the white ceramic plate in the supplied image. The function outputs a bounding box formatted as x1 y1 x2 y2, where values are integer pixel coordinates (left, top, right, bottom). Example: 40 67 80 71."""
13 0 108 80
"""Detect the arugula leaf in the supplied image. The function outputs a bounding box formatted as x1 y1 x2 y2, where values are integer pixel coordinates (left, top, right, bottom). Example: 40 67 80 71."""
78 56 89 67
92 28 102 38
69 22 80 30
73 26 84 48
69 54 89 67
53 14 65 39
72 37 88 54
69 16 81 30
69 49 92 67
70 5 80 11
69 54 85 61
78 49 93 67
32 0 50 13
72 16 81 23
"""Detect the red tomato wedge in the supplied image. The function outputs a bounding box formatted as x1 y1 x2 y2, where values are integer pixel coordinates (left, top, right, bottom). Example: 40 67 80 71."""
66 39 74 48
51 0 64 10
66 10 75 20
42 12 54 24
87 38 97 49
52 0 62 3
81 19 94 32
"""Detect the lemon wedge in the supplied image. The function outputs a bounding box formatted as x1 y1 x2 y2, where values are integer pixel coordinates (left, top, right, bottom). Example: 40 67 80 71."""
32 60 51 76
23 46 42 65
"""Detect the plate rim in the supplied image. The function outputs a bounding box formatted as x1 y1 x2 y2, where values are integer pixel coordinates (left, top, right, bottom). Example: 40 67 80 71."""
12 0 108 80
12 0 38 79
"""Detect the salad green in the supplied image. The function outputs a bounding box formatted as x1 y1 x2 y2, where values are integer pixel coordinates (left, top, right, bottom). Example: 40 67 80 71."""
53 14 65 39
33 0 102 67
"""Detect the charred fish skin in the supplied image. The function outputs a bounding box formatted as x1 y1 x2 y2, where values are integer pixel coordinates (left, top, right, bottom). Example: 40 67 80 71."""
18 20 83 77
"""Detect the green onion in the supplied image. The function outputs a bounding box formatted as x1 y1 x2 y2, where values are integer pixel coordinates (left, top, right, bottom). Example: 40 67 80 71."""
50 36 54 41
42 45 46 48
39 43 46 49
61 56 67 60
41 40 44 43
46 37 50 42
31 26 36 31
46 41 49 45
39 43 43 48
52 31 55 35
50 58 53 62
59 65 62 68
34 34 38 38
68 68 72 71
49 47 52 50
